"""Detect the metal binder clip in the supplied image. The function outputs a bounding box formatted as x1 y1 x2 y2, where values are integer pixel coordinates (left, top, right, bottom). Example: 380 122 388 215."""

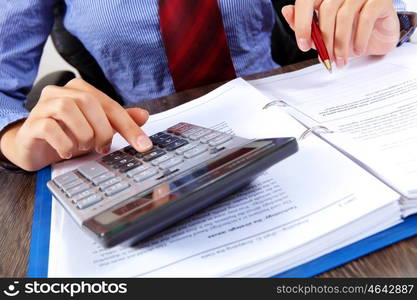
298 125 333 141
262 100 288 110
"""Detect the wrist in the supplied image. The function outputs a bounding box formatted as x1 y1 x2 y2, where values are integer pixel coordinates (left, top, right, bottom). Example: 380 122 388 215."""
0 120 24 165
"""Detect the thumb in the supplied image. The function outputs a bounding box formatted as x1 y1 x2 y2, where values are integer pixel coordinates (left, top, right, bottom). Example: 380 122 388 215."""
281 5 295 31
126 108 149 127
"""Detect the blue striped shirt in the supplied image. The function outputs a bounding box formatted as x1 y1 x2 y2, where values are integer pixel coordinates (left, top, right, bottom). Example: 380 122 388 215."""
0 0 407 132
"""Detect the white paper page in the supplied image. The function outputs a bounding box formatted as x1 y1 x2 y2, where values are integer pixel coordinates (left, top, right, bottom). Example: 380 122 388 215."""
48 79 400 277
250 44 417 199
402 0 417 13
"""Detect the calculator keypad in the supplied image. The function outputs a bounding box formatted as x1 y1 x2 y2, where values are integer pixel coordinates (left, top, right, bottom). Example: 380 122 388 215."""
48 122 244 224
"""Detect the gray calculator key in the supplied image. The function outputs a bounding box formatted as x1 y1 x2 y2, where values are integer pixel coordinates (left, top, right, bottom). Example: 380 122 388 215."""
189 129 212 141
53 172 79 188
183 145 208 159
126 165 150 178
77 194 102 209
159 157 184 170
208 135 233 147
200 132 222 144
181 127 201 138
151 153 175 166
66 183 90 197
104 182 130 196
71 189 95 203
92 172 116 185
134 168 159 182
99 177 122 191
175 143 198 155
61 178 84 192
78 162 108 180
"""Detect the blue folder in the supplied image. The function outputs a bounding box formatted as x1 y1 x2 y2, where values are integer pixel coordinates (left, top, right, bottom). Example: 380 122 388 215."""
28 167 417 277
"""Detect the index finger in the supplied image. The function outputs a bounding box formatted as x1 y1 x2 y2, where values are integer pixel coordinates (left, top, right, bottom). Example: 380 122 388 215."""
65 78 153 152
294 0 322 51
104 102 153 152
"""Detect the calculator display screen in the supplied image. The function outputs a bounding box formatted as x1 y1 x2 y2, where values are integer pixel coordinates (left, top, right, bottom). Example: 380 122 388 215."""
109 147 254 216
84 139 277 237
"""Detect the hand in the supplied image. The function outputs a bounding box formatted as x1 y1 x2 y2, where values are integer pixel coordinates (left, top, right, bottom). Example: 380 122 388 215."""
0 78 153 171
281 0 400 68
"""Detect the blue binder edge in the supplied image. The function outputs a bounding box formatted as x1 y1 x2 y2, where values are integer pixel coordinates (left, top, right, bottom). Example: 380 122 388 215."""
28 167 52 278
28 167 417 278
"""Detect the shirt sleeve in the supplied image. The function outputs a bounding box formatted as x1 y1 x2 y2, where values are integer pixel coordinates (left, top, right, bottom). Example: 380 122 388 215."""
0 0 57 132
393 0 408 11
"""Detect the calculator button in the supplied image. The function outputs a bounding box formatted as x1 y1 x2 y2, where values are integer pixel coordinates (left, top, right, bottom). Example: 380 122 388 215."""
66 183 90 197
102 151 124 162
61 178 84 192
157 168 179 180
111 158 136 169
91 172 116 185
113 153 128 161
77 194 102 209
183 145 208 159
78 162 108 180
153 131 168 138
134 168 159 182
126 165 151 178
99 177 122 191
189 129 212 141
151 153 175 166
118 158 133 164
134 152 144 159
159 157 184 170
208 135 233 147
103 153 129 166
157 137 179 148
123 146 138 156
200 132 222 144
175 143 198 155
71 189 95 203
150 133 171 146
119 161 143 173
150 132 169 139
104 182 130 196
181 127 201 138
143 149 166 162
53 172 79 188
114 157 135 165
165 139 189 151
167 123 194 135
210 146 226 154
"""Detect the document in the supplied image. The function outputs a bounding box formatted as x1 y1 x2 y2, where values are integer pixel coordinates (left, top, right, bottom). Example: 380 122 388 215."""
251 43 417 215
48 79 401 277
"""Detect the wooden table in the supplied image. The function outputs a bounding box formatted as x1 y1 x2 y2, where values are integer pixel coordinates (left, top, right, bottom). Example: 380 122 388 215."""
1 59 417 278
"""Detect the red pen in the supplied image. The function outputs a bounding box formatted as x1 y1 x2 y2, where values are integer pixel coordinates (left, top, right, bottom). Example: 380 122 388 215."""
311 11 332 73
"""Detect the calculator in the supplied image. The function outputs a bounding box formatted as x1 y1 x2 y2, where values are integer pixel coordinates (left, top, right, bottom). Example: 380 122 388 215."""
47 122 298 247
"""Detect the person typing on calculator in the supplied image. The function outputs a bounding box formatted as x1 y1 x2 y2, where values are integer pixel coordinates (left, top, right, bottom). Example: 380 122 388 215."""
0 0 410 171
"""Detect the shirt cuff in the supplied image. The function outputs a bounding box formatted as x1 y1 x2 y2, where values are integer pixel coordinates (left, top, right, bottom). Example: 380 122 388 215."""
0 112 29 133
0 113 29 172
397 11 417 46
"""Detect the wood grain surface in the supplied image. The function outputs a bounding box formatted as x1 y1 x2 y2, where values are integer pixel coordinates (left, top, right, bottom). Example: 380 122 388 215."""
1 59 416 277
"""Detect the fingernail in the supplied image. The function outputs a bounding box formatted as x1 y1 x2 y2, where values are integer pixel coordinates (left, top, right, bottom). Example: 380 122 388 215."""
297 38 310 52
336 57 345 68
354 48 363 56
63 153 72 160
136 135 153 152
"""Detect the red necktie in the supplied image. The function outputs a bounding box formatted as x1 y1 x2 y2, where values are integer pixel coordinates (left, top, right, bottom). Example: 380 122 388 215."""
159 0 236 92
